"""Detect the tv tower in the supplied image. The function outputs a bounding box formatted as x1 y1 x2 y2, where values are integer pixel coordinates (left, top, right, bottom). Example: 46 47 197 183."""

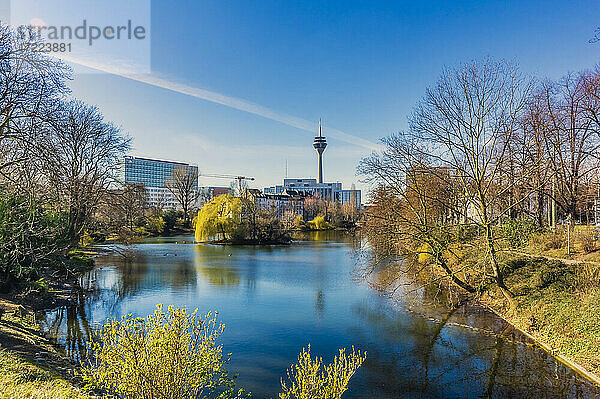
313 118 327 184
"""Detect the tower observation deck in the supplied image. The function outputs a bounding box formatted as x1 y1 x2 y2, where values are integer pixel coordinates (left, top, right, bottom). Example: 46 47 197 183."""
313 118 327 184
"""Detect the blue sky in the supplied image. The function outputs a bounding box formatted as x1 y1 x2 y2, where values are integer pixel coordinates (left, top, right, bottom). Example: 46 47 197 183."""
57 1 600 193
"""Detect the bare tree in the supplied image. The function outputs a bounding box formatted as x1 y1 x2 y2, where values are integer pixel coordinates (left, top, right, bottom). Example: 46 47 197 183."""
166 165 199 225
408 58 534 305
540 72 600 224
0 24 70 174
37 100 130 246
98 183 148 238
522 92 552 227
228 178 248 198
359 136 475 293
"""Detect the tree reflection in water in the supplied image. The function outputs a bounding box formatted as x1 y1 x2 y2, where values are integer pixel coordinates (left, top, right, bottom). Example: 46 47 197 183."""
351 250 600 398
193 245 240 287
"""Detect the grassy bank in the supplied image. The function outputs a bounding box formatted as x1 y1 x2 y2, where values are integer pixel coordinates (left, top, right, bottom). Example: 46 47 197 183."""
0 350 88 399
0 300 89 398
481 254 600 377
443 227 600 380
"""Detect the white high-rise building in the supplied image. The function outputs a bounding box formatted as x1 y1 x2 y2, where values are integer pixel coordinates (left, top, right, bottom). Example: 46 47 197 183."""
118 156 198 209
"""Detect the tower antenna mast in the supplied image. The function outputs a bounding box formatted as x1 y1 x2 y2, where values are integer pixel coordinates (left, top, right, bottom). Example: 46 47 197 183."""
313 117 327 184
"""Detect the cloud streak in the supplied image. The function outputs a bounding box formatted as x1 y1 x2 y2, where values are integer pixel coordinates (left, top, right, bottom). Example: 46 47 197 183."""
61 56 384 152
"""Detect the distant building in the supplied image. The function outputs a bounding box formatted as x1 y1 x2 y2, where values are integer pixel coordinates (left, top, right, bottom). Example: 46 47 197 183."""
118 156 198 209
263 178 361 208
204 186 231 200
244 189 305 218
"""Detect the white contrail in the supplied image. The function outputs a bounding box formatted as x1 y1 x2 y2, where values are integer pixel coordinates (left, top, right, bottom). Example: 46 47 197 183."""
61 56 384 152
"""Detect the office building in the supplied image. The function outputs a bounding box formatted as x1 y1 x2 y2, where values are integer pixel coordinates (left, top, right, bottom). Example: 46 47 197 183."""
263 178 361 208
119 156 198 209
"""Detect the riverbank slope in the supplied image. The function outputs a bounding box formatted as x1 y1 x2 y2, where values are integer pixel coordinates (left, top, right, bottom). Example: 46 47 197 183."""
0 299 90 398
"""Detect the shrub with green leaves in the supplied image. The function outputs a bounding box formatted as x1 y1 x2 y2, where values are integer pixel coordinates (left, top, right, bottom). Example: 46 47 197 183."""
279 345 366 399
146 215 166 235
81 305 244 399
499 218 541 248
83 306 366 399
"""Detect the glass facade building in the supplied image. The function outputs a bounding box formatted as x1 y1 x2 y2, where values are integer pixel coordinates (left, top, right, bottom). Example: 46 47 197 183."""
119 156 198 209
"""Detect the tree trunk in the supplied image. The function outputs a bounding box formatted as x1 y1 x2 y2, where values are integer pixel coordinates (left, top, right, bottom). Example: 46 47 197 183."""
485 224 517 309
536 188 545 228
437 256 476 293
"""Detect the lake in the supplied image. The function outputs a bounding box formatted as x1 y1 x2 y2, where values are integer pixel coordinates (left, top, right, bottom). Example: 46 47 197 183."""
39 232 600 398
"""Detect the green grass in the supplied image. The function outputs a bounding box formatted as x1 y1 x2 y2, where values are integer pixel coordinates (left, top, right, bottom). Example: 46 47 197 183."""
484 255 600 374
0 350 90 399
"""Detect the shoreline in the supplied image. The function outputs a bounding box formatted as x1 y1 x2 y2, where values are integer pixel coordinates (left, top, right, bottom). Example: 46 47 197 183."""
483 303 600 387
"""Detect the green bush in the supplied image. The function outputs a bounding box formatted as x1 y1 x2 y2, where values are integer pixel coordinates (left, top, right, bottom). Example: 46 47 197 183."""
499 218 540 249
83 306 366 399
162 209 180 233
293 214 306 229
0 192 70 288
279 345 366 399
146 216 166 235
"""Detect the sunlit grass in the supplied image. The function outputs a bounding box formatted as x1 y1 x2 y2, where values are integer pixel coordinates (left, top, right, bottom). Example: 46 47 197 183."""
0 350 89 399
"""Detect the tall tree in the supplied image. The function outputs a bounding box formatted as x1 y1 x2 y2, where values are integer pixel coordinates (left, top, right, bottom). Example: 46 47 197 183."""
38 100 130 246
522 92 552 227
359 137 475 293
408 58 534 305
0 25 70 174
540 72 600 224
166 165 199 225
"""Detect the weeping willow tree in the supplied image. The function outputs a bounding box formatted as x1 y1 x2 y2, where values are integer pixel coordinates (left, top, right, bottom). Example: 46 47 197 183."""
194 194 242 242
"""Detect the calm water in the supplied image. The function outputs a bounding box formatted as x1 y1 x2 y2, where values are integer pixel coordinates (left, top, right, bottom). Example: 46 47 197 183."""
40 232 600 398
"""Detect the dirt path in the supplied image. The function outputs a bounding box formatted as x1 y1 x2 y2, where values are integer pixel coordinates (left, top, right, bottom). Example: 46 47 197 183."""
504 250 600 266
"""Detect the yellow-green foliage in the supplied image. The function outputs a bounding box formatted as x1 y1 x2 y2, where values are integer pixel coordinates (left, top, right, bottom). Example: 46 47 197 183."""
194 194 242 242
81 305 240 399
146 216 165 235
307 215 332 231
293 214 305 229
0 350 89 399
279 345 366 399
417 243 432 264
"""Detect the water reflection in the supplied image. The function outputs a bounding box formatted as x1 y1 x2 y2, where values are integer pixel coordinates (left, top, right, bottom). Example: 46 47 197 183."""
347 298 598 398
193 245 240 287
37 234 600 398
